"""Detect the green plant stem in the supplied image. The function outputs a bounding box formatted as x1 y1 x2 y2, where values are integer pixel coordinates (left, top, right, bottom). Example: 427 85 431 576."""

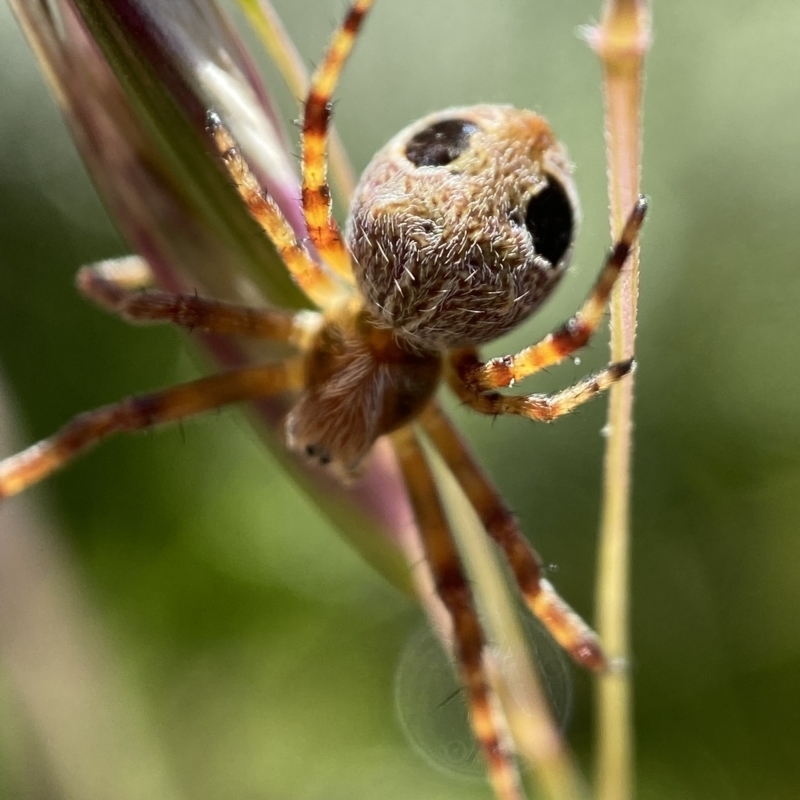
430 446 589 800
585 2 651 799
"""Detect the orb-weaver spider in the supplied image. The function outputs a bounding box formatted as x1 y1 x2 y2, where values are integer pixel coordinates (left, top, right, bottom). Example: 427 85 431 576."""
0 1 646 797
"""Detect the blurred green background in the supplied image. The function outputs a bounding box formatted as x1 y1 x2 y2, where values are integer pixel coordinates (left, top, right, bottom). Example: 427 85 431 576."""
1 0 799 798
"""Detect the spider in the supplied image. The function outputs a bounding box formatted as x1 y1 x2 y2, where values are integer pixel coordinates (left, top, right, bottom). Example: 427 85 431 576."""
0 1 646 797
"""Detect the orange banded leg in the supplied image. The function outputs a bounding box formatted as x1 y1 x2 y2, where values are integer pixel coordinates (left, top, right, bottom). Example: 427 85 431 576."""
420 403 607 671
463 197 647 392
450 351 634 422
391 425 523 800
76 262 321 349
207 112 348 309
301 0 373 282
0 360 304 500
237 0 357 204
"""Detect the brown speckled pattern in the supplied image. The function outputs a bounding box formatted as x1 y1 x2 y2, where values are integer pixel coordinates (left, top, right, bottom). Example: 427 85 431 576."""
347 105 580 350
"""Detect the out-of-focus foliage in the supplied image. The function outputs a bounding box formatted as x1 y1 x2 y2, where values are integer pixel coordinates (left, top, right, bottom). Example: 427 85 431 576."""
0 1 798 798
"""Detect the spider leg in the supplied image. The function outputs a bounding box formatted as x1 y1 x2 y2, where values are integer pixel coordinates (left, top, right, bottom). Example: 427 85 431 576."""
461 197 647 392
238 0 357 204
420 402 606 670
391 424 524 800
207 112 349 309
449 351 634 422
301 0 374 283
77 259 321 349
0 360 304 499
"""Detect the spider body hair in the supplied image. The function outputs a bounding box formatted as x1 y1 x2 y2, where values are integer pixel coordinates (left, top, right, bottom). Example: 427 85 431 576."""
288 105 581 476
285 300 441 476
349 105 578 350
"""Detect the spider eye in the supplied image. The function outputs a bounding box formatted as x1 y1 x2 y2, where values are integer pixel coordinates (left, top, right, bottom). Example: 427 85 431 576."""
525 177 574 265
405 119 478 167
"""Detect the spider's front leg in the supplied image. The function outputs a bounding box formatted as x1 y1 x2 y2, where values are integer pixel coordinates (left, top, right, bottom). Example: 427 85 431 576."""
206 112 349 309
301 0 374 282
459 196 648 396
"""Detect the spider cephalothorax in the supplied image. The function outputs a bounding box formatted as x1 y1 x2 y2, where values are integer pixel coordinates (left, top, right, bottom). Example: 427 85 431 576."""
348 105 579 349
0 2 646 798
285 300 443 475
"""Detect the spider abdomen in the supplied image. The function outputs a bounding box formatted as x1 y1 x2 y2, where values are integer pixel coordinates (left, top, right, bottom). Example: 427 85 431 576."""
347 105 580 350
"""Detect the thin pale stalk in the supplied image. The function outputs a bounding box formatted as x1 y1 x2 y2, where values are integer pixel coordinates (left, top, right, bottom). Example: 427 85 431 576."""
584 2 651 800
237 0 358 203
427 443 590 800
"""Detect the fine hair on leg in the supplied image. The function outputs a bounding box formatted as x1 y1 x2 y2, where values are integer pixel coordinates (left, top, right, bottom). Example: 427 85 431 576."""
77 261 321 348
0 360 304 499
207 111 349 309
301 0 374 282
460 197 647 392
420 402 607 670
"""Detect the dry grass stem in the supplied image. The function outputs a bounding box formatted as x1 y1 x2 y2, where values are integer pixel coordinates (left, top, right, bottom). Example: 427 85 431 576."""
584 1 651 799
430 445 589 800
